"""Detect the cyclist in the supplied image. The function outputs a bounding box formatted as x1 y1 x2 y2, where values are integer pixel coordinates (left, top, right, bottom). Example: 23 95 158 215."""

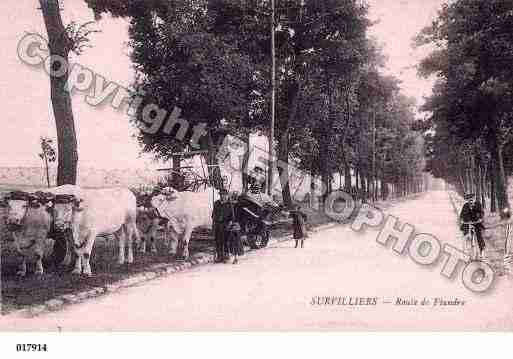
459 193 485 259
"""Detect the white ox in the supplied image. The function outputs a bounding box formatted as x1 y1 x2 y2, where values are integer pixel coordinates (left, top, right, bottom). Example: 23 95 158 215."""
143 187 218 259
51 186 140 276
1 191 54 277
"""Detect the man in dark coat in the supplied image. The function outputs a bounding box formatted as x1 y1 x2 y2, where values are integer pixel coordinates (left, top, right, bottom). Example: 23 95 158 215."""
212 190 231 263
226 192 243 264
459 193 485 257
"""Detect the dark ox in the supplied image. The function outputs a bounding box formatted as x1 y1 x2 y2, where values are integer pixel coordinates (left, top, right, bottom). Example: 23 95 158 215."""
1 191 54 277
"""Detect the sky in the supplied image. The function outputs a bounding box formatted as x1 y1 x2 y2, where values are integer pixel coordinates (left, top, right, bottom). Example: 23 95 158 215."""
0 0 445 169
367 0 444 106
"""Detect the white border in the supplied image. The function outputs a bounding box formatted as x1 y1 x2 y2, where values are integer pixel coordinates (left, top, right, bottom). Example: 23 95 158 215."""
1 333 512 359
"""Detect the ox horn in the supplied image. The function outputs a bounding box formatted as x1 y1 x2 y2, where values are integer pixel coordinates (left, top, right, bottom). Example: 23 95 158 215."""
54 194 76 204
34 191 55 204
8 191 30 201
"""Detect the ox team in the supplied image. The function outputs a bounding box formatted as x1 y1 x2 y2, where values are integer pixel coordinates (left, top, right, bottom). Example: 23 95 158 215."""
2 185 140 276
1 185 209 276
1 167 305 276
0 170 257 276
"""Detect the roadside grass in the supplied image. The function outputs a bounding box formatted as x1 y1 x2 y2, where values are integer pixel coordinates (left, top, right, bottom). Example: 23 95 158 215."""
2 223 304 315
1 234 216 314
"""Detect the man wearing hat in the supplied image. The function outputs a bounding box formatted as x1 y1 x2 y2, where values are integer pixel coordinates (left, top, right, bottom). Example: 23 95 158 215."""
212 189 231 263
459 193 485 258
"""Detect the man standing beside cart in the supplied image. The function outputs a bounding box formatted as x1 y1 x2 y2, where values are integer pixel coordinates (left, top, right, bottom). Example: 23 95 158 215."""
212 190 231 263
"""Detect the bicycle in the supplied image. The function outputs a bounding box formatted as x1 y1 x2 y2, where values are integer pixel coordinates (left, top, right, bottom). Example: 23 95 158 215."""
461 220 483 261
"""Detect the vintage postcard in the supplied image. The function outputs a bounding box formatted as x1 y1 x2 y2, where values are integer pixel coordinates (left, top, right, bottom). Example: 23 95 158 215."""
1 0 513 339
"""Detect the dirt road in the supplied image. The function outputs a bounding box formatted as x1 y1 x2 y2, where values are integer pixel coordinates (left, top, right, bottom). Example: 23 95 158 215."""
3 191 513 331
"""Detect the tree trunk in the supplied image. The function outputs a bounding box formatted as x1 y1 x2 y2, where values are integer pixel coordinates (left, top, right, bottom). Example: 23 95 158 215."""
309 170 317 208
355 167 360 192
459 169 466 196
171 155 184 189
475 159 481 202
276 80 300 208
374 177 379 202
277 128 292 207
364 176 369 202
320 75 332 204
44 154 51 188
490 161 497 213
469 156 475 195
40 0 78 185
205 129 225 192
490 134 510 218
319 139 330 201
481 163 487 208
370 176 374 202
242 134 250 194
344 162 351 192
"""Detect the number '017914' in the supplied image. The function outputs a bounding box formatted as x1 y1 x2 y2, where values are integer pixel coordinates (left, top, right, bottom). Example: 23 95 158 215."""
16 344 48 352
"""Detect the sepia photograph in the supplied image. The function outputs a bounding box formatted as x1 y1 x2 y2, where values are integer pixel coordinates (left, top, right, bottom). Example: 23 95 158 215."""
1 0 513 351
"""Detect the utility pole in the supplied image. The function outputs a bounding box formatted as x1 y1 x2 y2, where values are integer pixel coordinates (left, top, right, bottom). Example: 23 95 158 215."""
268 0 276 196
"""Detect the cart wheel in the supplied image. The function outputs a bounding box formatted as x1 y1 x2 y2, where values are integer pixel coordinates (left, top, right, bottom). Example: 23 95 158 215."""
252 230 270 249
248 234 260 249
260 230 270 248
50 230 76 270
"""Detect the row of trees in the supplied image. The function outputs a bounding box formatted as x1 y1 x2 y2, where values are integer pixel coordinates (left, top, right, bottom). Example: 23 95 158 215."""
416 0 513 218
40 0 426 207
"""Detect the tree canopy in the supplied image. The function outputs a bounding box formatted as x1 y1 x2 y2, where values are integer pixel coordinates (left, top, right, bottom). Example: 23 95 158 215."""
83 0 427 204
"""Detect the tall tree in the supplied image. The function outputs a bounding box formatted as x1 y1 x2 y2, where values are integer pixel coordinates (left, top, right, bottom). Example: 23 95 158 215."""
272 0 371 206
87 0 269 192
39 0 79 185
